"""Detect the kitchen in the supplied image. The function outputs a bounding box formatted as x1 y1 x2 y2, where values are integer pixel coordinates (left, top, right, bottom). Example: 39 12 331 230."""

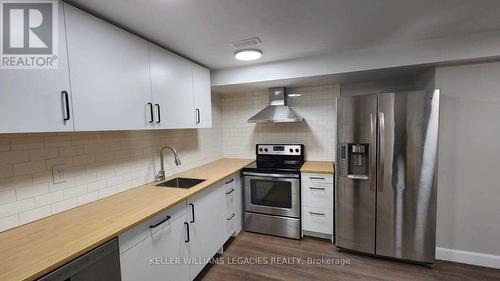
0 0 499 280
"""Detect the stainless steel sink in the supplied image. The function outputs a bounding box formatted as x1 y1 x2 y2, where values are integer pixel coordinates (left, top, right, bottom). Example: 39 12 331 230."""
156 177 205 189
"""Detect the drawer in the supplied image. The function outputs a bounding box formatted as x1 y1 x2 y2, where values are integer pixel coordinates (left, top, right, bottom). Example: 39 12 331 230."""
119 201 186 254
302 173 334 184
302 182 333 209
223 175 236 191
302 206 333 235
225 187 235 214
225 211 237 240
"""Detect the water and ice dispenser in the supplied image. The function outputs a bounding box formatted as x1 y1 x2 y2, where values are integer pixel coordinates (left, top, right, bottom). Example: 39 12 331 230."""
339 144 369 180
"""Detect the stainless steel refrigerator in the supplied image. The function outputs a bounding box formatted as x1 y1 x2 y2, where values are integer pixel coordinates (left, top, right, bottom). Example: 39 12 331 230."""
335 90 440 264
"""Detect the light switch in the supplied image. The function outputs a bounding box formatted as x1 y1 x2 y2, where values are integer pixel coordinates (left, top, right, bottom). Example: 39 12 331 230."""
52 165 67 184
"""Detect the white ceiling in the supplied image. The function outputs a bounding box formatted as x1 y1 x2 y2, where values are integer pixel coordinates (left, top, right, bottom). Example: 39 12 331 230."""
67 0 500 70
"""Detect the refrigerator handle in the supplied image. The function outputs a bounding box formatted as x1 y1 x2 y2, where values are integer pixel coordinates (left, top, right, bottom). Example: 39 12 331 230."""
378 112 385 192
370 113 377 192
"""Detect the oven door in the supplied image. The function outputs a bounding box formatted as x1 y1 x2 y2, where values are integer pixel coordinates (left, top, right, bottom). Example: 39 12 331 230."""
243 172 300 218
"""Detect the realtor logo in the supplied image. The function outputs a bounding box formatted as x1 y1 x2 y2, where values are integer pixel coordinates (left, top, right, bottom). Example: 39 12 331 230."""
1 0 58 69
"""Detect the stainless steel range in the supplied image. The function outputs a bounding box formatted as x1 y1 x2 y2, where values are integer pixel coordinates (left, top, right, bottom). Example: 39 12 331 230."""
242 144 304 239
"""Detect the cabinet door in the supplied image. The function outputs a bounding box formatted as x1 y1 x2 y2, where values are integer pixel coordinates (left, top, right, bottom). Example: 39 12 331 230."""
233 174 243 236
64 4 151 131
187 184 225 279
192 64 212 128
120 216 190 281
149 44 195 129
0 5 73 133
223 176 236 241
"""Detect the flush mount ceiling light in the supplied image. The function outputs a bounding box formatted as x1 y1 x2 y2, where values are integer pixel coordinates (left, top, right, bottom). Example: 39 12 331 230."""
232 38 263 61
234 49 262 61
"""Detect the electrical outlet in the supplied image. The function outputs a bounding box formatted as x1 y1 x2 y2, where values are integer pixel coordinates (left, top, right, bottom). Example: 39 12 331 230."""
52 165 67 184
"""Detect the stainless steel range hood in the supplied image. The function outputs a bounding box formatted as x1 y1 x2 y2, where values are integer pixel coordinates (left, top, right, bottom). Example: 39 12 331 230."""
248 87 304 123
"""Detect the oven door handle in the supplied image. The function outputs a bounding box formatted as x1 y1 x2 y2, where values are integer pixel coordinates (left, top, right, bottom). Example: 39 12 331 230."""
242 172 299 178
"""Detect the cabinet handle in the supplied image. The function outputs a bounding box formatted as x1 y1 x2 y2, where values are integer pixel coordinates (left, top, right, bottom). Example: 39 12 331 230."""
149 215 171 228
189 203 195 223
147 103 154 123
225 188 234 195
309 176 325 181
309 211 326 216
196 108 200 124
225 178 234 185
227 213 236 221
309 187 326 191
184 222 190 243
62 91 70 121
155 104 161 123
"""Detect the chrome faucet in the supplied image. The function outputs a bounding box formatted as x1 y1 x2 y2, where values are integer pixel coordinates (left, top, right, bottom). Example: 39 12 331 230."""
156 145 181 182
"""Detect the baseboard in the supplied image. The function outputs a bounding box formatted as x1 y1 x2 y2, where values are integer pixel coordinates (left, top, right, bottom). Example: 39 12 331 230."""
436 247 500 269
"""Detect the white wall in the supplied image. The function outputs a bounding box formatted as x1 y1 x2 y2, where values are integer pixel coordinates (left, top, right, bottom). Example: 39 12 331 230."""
0 96 223 232
220 85 339 161
212 30 500 86
435 62 500 258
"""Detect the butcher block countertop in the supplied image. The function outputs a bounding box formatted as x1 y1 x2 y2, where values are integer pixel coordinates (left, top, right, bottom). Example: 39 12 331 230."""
300 161 335 174
0 158 254 281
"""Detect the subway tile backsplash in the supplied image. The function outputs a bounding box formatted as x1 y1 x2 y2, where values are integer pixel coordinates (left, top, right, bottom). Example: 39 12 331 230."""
221 85 339 161
0 85 338 232
0 96 223 232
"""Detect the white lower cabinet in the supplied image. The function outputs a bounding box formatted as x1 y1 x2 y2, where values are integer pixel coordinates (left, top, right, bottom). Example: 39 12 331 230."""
120 217 190 281
119 202 189 281
186 183 225 279
302 206 334 235
223 172 243 241
233 175 243 235
119 175 243 281
301 172 334 241
119 191 225 281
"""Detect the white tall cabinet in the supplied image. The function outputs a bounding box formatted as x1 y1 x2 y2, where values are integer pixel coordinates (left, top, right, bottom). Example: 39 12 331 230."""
0 5 73 133
64 4 152 131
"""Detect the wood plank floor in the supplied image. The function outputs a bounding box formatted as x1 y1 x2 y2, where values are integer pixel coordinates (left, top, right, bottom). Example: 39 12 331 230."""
199 231 500 281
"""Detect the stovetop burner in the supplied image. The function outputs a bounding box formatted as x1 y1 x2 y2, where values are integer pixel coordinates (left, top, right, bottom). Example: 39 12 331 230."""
242 144 305 174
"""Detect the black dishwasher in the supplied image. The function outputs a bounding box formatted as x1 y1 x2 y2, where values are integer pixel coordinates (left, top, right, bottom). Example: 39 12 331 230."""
38 238 121 281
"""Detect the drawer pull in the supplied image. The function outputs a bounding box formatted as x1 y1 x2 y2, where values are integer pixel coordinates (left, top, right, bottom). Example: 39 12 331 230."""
189 203 195 223
309 186 326 191
227 213 236 221
149 215 171 228
184 222 190 243
309 211 325 216
225 188 235 195
225 179 234 184
309 176 325 181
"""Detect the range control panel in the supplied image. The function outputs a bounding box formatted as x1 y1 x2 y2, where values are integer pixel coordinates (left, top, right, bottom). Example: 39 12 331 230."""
256 144 303 156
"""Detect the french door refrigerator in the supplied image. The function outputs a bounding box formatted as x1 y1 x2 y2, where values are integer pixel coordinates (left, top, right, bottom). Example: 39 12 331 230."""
335 90 440 264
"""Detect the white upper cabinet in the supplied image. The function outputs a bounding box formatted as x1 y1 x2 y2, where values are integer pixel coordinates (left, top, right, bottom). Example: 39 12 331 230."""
0 5 73 133
64 3 151 131
149 44 195 129
1 3 212 133
192 64 212 128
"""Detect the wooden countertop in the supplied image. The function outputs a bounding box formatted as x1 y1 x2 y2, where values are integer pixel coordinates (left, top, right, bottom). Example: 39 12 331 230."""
0 158 254 281
300 161 335 174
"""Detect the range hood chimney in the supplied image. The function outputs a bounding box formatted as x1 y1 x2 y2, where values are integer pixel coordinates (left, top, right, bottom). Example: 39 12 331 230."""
248 87 304 123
